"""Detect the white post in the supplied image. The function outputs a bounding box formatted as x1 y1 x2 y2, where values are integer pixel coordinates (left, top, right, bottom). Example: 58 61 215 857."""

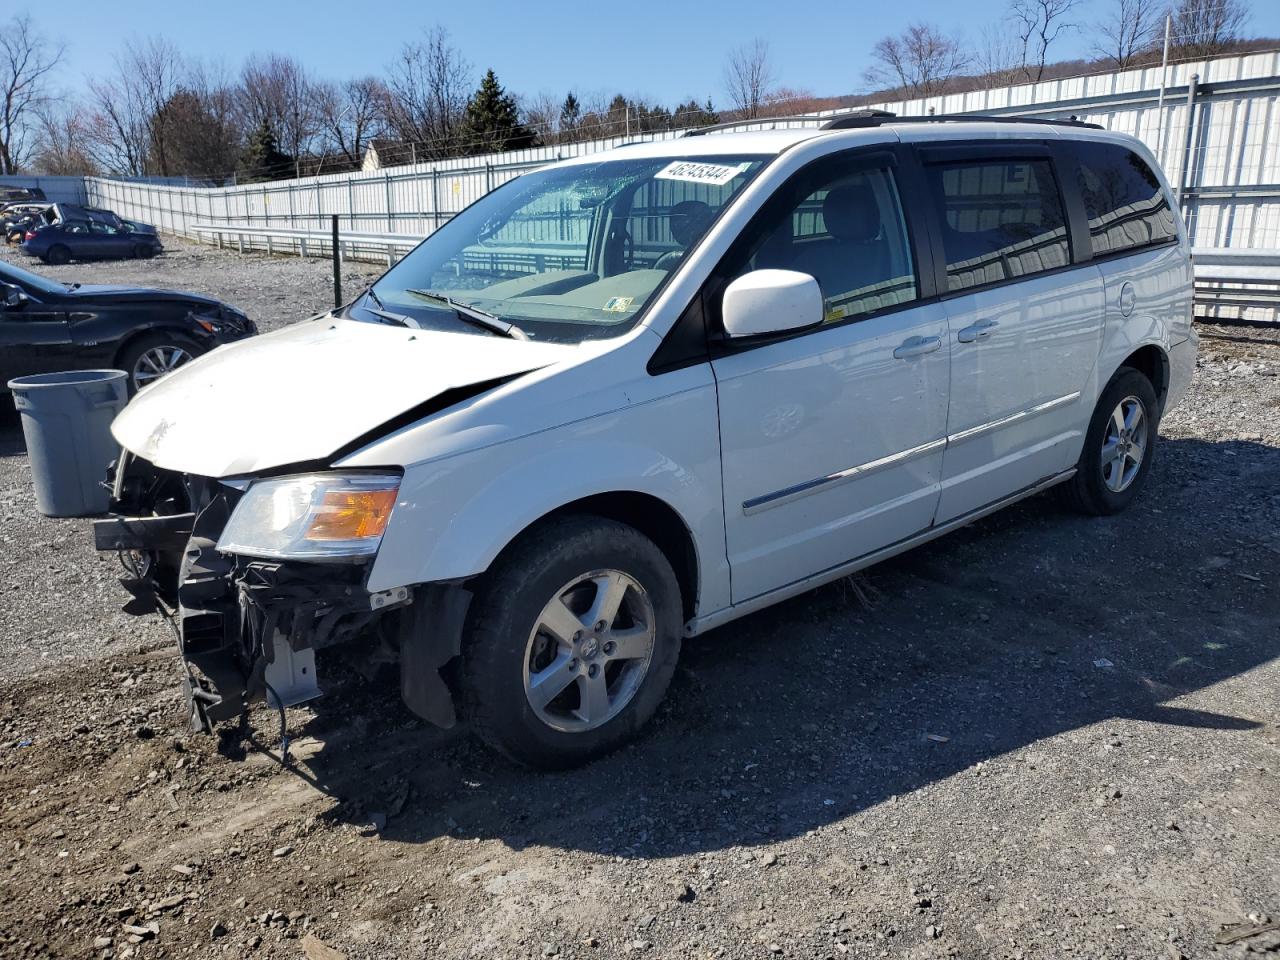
1155 13 1173 160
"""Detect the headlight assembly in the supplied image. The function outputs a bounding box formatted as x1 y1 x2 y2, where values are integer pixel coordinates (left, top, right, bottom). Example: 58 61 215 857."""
217 473 401 561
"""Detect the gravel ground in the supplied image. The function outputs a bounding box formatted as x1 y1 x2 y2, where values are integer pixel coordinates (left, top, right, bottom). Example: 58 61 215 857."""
1 239 1278 960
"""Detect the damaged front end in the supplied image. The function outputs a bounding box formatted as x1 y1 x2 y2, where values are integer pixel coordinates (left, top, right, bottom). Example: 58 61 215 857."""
93 452 468 737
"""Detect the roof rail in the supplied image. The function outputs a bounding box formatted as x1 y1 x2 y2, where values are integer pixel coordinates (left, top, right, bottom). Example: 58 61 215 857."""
682 108 1103 138
818 109 899 128
826 112 1103 130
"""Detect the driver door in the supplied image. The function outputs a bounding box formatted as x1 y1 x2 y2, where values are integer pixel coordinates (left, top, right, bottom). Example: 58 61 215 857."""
0 289 72 383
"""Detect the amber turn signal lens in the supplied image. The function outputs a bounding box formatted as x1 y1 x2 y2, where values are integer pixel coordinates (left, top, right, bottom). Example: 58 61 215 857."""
305 488 397 541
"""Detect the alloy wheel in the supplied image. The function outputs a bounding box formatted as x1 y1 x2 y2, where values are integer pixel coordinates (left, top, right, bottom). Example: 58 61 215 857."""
133 345 193 389
522 569 656 733
1100 395 1148 493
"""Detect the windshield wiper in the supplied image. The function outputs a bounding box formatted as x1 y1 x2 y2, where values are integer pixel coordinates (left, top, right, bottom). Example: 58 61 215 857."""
405 288 528 340
360 287 415 327
366 306 416 327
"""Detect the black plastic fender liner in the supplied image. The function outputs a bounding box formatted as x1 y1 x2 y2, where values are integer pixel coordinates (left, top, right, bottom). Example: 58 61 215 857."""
399 583 472 729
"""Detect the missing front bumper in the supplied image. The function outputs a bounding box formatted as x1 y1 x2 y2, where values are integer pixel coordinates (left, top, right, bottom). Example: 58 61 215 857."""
97 457 467 739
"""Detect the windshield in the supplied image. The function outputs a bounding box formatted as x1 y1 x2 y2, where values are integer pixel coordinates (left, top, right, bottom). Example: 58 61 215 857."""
0 260 69 297
364 154 769 343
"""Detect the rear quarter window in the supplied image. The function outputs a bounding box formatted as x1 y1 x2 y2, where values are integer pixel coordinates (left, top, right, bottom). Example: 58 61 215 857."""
1073 142 1179 256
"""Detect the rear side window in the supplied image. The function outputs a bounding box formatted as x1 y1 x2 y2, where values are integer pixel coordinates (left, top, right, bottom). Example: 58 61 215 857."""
1074 142 1179 256
927 158 1070 293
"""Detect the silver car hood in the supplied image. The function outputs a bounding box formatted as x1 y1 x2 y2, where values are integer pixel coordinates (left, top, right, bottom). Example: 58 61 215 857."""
111 315 573 478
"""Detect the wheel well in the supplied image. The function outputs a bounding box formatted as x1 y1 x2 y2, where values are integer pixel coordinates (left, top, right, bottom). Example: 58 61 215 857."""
1119 345 1169 414
536 492 700 622
111 327 195 370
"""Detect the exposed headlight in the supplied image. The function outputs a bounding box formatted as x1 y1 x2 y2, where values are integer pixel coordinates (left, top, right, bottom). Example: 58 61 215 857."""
217 473 401 560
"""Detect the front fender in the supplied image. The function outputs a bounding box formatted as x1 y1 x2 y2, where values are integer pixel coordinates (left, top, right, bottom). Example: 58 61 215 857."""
363 379 730 616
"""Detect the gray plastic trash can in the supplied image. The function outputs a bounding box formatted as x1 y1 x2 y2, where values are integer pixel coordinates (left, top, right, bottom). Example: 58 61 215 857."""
7 369 129 517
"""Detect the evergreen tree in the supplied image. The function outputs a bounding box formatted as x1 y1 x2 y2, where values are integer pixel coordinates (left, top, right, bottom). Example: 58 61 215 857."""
674 98 721 129
559 92 581 140
463 69 537 154
239 120 293 182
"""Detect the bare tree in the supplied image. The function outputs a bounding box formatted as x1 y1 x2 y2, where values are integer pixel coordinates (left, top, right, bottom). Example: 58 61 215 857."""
33 104 96 175
865 23 969 99
1010 0 1082 82
83 73 149 176
724 38 774 119
81 39 183 177
1094 0 1163 68
381 25 471 159
131 38 184 176
520 90 561 144
1170 0 1248 58
314 76 386 167
0 14 63 174
238 53 318 166
975 23 1025 86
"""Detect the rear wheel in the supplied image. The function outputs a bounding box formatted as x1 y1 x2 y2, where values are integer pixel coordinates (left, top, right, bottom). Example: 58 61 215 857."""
46 244 70 265
459 515 683 769
1059 367 1158 515
118 333 203 394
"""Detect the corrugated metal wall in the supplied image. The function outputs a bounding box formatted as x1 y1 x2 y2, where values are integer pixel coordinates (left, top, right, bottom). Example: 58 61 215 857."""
78 50 1280 254
0 175 87 204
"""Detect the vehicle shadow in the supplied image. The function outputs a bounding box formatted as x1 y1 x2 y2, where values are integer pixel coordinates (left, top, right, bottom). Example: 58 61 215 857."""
0 404 26 457
221 435 1280 856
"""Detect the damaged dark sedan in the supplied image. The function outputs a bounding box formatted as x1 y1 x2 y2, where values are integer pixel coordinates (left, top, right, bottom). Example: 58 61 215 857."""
0 260 256 393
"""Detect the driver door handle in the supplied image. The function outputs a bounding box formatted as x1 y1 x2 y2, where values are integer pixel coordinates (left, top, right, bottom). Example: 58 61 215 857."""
957 318 999 343
892 335 942 359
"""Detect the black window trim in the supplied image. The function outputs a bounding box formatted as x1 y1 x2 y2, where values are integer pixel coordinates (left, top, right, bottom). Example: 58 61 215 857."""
1065 139 1183 264
916 140 1093 301
647 135 1177 372
705 143 935 357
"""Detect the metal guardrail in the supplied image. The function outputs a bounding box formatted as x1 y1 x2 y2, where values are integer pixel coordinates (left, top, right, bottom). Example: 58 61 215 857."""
192 223 424 264
1193 248 1280 323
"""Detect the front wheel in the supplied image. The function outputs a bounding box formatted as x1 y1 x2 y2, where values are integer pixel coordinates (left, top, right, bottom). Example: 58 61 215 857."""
459 515 683 769
118 333 203 394
1059 366 1159 515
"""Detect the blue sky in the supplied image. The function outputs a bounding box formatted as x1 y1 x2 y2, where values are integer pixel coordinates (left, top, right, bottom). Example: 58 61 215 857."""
25 0 1280 106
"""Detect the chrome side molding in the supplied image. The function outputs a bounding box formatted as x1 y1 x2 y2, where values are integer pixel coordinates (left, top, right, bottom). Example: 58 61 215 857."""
742 438 947 516
945 392 1081 445
741 392 1081 516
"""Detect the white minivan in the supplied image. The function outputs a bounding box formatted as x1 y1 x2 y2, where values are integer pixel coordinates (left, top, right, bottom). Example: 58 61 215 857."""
98 114 1197 768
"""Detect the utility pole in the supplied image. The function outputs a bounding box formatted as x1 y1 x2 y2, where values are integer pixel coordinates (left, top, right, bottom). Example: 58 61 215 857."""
1155 13 1173 160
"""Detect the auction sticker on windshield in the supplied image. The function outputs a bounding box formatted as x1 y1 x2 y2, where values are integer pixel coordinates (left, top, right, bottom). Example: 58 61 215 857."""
654 161 750 186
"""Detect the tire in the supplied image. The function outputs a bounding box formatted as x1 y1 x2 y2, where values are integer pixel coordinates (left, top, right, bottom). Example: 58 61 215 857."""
134 244 156 259
1058 366 1159 515
117 333 204 394
46 244 70 265
459 514 683 769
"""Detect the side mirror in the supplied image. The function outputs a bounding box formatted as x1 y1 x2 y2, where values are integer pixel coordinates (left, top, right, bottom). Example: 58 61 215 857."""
722 269 823 338
0 283 27 309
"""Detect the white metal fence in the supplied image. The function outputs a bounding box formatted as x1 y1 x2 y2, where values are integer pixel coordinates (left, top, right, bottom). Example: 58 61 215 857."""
76 50 1280 256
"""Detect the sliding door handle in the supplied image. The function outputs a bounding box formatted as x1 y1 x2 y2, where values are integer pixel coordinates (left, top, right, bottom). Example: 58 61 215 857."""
957 319 999 344
893 335 942 359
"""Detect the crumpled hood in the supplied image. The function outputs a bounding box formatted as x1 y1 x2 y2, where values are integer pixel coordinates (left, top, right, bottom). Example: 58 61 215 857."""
111 316 573 477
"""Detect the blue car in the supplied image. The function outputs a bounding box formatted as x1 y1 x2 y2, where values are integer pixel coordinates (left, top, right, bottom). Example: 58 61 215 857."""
19 218 163 265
